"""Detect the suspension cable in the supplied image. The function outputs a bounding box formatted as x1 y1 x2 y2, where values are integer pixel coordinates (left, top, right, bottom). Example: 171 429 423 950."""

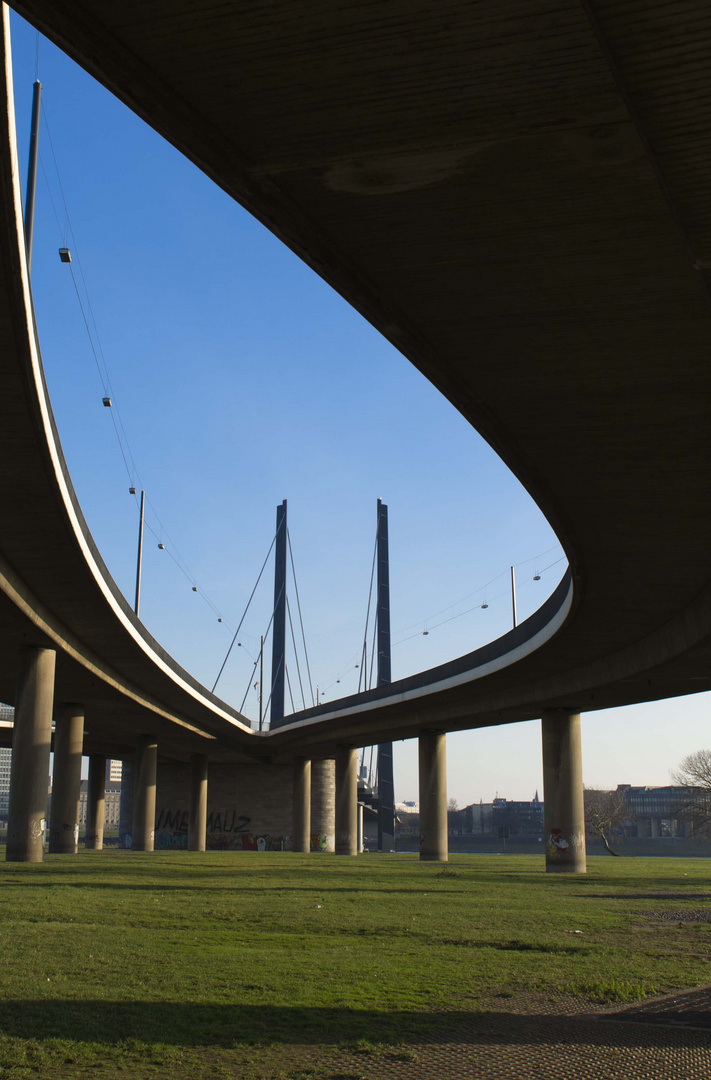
286 595 306 710
285 663 296 714
358 526 378 692
39 101 234 628
213 534 277 693
287 529 315 706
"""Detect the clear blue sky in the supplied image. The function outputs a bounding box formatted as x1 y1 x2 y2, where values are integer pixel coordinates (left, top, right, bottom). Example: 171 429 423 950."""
9 12 709 805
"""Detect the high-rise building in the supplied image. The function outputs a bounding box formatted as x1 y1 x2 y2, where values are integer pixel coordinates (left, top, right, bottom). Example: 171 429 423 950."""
106 759 123 783
0 703 14 819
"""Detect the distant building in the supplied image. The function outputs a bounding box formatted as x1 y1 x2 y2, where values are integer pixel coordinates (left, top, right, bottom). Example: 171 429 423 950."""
461 793 543 838
0 747 10 820
615 784 704 838
78 778 122 830
106 760 122 784
0 704 14 821
492 793 544 838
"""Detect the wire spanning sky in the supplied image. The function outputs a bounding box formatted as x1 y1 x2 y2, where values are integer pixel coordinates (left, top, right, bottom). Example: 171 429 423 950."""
8 12 709 805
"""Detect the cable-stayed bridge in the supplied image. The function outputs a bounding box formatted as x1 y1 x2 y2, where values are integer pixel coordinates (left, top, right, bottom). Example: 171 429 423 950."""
1 2 710 869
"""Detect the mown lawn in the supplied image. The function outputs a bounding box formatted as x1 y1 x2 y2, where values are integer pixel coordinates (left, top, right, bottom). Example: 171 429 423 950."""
0 852 709 1078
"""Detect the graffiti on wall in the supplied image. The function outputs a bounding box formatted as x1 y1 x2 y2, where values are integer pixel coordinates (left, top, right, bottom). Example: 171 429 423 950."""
155 807 292 851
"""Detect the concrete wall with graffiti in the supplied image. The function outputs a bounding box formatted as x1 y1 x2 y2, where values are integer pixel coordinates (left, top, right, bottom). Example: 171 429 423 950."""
153 761 294 851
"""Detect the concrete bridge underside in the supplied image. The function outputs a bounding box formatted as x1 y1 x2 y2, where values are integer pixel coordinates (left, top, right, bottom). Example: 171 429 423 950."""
0 0 709 773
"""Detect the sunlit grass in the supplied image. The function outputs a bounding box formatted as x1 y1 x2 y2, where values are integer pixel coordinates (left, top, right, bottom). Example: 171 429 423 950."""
0 853 709 1077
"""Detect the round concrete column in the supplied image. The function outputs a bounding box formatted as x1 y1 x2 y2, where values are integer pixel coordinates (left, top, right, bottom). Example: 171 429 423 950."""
49 705 84 854
419 730 448 862
335 747 358 856
188 753 208 851
7 647 56 863
86 754 106 850
311 759 335 852
119 760 134 849
132 735 157 852
541 710 586 873
291 758 311 853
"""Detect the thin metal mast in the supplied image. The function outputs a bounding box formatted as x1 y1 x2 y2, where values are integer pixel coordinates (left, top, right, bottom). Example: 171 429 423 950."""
270 499 287 726
134 490 145 616
259 635 264 731
376 498 395 851
24 80 42 270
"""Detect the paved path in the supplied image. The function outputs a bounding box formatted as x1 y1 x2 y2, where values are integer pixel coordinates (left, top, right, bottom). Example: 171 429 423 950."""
324 988 711 1080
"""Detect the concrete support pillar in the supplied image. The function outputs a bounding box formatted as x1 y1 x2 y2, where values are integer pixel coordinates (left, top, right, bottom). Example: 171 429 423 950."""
418 730 448 862
85 754 106 850
541 710 586 874
188 753 208 851
7 647 56 863
335 746 358 856
132 735 157 852
49 705 84 854
291 758 311 853
311 758 335 852
119 760 134 848
650 817 659 839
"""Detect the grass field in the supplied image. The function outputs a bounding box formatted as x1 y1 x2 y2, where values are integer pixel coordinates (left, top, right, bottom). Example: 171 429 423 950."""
0 852 709 1078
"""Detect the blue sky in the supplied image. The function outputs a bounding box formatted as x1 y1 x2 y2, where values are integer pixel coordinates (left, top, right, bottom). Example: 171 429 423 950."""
9 12 709 805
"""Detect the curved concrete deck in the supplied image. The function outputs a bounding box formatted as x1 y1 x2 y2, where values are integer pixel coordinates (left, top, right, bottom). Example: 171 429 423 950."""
0 2 710 763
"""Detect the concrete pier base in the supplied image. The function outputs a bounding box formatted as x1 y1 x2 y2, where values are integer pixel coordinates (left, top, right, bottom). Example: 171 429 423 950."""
335 747 358 856
188 753 208 851
311 759 335 852
292 758 311 853
133 735 157 852
86 754 106 850
6 647 56 863
541 709 586 873
49 705 84 854
419 730 448 862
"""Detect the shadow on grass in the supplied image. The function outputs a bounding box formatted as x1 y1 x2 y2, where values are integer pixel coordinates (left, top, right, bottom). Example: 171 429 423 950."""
0 1001 708 1049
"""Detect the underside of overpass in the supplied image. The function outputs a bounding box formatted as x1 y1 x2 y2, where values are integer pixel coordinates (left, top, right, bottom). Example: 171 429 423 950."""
0 1 708 771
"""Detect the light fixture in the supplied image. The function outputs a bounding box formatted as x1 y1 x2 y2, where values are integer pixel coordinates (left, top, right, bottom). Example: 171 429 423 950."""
192 586 198 592
102 396 112 407
58 247 72 263
533 574 541 581
481 603 488 609
129 486 136 495
157 543 165 549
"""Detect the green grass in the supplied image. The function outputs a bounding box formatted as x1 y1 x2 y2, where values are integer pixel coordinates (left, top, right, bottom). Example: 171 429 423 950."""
0 853 709 1077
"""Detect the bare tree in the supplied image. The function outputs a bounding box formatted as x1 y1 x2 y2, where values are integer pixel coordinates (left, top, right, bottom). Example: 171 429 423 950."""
583 787 630 856
671 750 711 836
447 797 461 834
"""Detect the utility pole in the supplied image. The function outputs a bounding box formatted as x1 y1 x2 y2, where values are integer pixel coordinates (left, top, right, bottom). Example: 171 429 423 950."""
376 498 395 852
270 500 287 726
24 80 42 270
